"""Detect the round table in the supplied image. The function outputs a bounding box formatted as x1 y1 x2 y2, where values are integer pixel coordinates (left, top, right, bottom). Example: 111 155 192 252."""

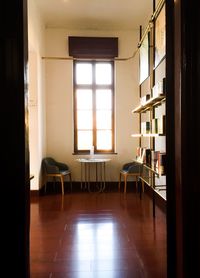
76 158 111 192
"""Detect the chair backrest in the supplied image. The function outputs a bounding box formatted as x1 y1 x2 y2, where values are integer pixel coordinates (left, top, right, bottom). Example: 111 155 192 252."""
42 157 70 174
122 162 141 173
42 157 56 173
122 162 134 171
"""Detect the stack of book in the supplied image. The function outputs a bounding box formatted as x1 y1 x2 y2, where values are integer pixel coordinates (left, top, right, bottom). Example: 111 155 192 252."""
151 150 166 175
136 147 146 163
136 147 151 165
136 147 166 175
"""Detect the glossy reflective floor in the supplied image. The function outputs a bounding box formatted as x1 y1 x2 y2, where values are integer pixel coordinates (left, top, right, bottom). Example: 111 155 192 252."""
30 191 166 277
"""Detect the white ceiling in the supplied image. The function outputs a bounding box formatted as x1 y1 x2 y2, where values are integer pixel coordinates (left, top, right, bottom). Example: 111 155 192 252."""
34 0 153 30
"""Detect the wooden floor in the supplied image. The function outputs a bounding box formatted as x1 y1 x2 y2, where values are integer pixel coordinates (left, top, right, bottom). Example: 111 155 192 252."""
30 190 166 278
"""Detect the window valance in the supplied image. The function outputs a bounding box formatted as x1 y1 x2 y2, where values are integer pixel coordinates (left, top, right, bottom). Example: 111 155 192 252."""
68 36 118 58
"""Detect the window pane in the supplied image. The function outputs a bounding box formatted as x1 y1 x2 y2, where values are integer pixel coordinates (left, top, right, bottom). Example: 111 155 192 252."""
77 89 92 109
96 111 112 129
77 111 93 129
76 63 92 84
96 90 112 109
95 63 112 85
78 131 93 150
96 130 112 150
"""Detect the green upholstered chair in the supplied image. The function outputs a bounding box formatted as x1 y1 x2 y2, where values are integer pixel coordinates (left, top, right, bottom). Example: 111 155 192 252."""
119 162 141 193
42 157 72 195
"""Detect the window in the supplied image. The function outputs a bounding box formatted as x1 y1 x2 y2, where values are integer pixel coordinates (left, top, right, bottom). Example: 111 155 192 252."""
74 61 115 153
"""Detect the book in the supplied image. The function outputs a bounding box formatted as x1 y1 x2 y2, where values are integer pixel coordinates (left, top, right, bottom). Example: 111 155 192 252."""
141 121 151 134
136 147 141 158
145 149 151 166
158 115 166 134
140 93 151 105
158 152 166 175
136 147 149 163
151 150 160 172
152 78 166 98
136 147 155 165
151 118 158 134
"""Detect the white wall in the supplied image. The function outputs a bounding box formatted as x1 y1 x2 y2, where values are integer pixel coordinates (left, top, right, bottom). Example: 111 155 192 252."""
45 29 140 181
28 0 46 189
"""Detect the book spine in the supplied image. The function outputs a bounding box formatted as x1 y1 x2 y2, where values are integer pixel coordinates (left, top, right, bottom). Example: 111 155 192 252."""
141 121 151 134
158 115 166 134
152 118 158 134
152 77 166 98
145 149 151 166
159 153 166 175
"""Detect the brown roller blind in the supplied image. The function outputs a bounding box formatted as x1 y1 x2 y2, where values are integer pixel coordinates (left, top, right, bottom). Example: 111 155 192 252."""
68 36 118 58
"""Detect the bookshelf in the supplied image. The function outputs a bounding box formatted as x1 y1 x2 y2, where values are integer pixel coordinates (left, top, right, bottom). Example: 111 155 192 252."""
132 95 165 113
132 0 166 217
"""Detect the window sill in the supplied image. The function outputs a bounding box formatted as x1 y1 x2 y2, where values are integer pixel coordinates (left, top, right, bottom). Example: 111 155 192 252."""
72 152 118 155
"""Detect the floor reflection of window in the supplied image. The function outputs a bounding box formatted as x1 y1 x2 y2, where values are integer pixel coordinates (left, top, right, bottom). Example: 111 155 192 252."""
76 222 114 273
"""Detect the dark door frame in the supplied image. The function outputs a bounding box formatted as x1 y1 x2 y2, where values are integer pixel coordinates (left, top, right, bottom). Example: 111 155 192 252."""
1 1 30 277
167 0 200 277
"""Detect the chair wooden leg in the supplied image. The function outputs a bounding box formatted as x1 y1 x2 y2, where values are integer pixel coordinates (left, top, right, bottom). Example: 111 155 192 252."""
44 175 47 194
141 180 144 193
53 176 56 190
60 175 64 195
118 172 122 191
136 175 138 192
124 174 127 194
69 173 72 191
142 180 144 193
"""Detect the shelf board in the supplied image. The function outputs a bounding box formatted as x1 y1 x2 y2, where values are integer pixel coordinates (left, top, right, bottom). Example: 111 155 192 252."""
142 164 160 176
139 176 153 187
132 95 166 113
155 187 167 201
131 133 165 137
139 176 167 201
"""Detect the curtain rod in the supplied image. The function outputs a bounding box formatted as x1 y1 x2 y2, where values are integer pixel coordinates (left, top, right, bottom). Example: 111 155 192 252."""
137 0 165 47
41 49 139 62
151 0 165 21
